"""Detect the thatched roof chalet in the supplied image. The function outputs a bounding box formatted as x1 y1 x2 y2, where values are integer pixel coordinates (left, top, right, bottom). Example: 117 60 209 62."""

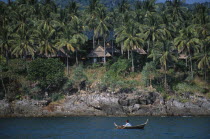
178 54 188 59
87 45 112 58
134 48 147 54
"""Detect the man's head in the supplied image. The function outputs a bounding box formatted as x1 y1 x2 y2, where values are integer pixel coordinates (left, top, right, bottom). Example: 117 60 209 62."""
126 120 129 123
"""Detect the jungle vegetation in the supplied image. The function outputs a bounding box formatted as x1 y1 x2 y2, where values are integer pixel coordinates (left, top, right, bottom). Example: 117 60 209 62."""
0 0 210 101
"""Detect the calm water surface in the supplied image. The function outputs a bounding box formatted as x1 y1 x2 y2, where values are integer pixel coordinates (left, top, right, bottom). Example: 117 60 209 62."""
0 116 210 139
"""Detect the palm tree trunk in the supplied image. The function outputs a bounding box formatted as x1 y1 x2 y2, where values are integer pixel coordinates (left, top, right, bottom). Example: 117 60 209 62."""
131 50 134 72
149 77 152 87
121 42 124 55
76 50 78 65
93 29 95 49
6 50 9 65
128 50 130 59
164 65 167 91
204 66 206 81
0 68 6 95
103 37 106 65
186 58 188 67
147 41 150 52
112 40 114 56
189 54 193 78
67 55 69 75
24 52 27 71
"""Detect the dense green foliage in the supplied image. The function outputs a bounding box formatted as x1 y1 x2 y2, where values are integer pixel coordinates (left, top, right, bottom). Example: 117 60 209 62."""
72 65 87 90
28 58 65 90
102 58 131 90
0 0 210 101
141 62 157 87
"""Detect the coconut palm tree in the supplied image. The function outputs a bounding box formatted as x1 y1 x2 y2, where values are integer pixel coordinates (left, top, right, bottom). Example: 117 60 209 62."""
116 21 143 72
35 21 57 57
0 26 13 64
11 29 35 59
165 0 187 22
193 3 208 25
69 16 88 65
9 3 36 59
174 25 202 78
194 23 210 81
141 12 165 53
94 5 110 65
86 0 100 49
56 24 75 75
148 40 177 90
195 53 210 81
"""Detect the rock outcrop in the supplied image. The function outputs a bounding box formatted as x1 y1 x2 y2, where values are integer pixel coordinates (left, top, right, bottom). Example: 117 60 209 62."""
0 91 210 117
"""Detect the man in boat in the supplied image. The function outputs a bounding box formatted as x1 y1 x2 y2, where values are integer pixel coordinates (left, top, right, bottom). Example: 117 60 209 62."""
123 120 132 127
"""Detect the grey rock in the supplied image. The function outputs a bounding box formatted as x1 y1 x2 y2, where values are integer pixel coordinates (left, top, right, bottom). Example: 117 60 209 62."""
0 91 210 117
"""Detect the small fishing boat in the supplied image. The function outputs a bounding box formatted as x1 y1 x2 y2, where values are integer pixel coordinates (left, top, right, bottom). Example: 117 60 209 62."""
114 119 149 129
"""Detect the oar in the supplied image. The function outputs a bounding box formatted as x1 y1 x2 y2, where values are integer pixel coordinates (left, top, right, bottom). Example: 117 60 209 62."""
144 119 149 125
114 122 118 126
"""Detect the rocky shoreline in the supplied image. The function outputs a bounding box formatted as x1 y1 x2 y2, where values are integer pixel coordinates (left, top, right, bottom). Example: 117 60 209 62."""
0 91 210 117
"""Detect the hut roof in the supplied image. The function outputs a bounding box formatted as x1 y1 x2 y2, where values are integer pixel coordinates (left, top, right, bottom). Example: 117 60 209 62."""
87 45 112 58
178 54 188 59
133 48 147 54
105 43 120 53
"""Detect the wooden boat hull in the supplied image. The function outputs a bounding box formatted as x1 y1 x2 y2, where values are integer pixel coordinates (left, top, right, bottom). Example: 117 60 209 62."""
114 119 148 129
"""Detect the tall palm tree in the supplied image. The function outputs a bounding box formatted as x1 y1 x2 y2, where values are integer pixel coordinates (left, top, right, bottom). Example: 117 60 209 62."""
117 0 130 14
148 41 177 90
10 3 35 60
35 21 57 57
194 23 210 81
56 24 75 75
86 0 100 49
69 16 88 65
141 12 164 53
0 26 13 64
195 53 210 81
174 25 202 78
165 0 187 22
11 29 35 59
142 0 157 16
193 4 208 25
116 21 143 72
116 0 130 55
94 5 110 65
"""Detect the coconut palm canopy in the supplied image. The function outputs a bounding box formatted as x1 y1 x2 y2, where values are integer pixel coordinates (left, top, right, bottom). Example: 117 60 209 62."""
0 0 210 88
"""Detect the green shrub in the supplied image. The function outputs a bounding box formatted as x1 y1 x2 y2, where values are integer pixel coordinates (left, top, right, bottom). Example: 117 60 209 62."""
108 58 130 77
141 62 157 87
102 59 129 84
174 82 205 94
30 86 42 94
162 92 171 100
62 79 73 91
72 65 87 90
51 93 64 102
155 85 165 93
28 58 65 90
7 59 28 75
29 86 43 100
206 92 210 99
91 63 102 68
5 80 21 102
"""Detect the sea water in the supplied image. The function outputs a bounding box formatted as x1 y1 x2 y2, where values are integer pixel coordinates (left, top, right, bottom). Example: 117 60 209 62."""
0 116 210 139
